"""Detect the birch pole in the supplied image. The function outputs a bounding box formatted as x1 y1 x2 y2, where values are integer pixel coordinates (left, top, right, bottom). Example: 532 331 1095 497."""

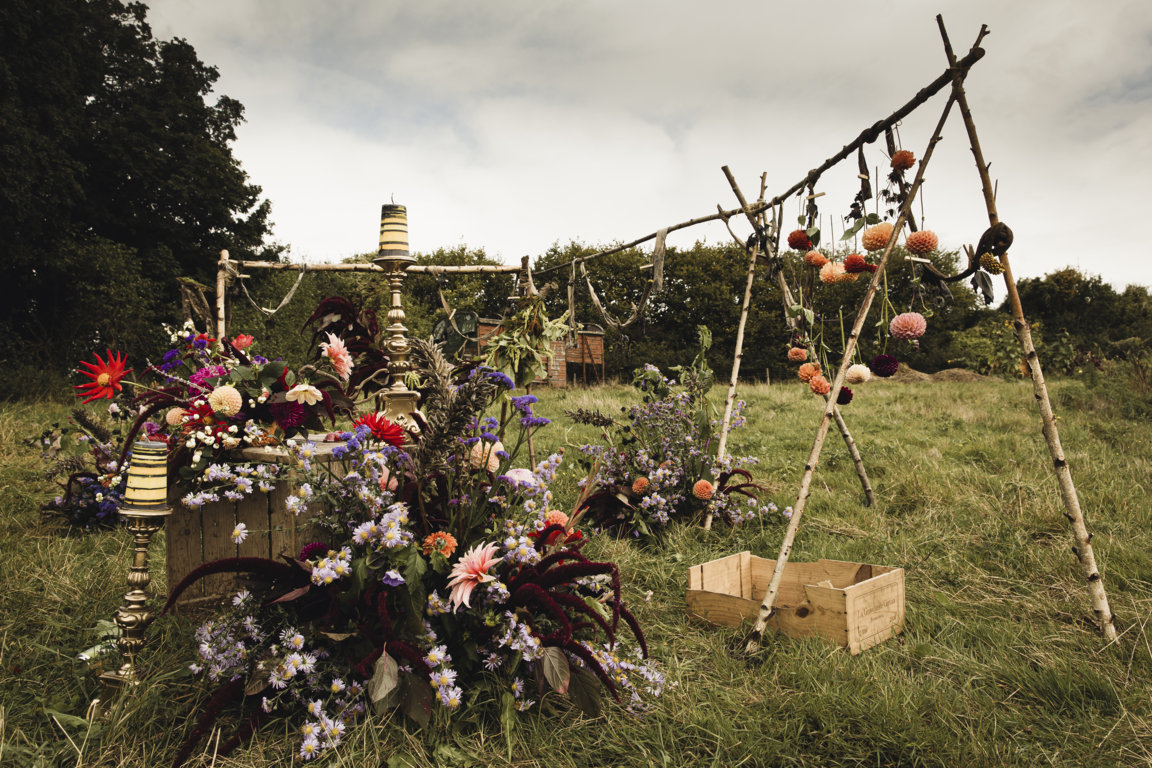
215 250 230 342
746 90 957 653
717 168 876 515
937 16 1116 640
703 173 767 530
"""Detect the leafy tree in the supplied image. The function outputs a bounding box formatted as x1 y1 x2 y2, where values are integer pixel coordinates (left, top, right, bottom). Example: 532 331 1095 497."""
0 0 273 394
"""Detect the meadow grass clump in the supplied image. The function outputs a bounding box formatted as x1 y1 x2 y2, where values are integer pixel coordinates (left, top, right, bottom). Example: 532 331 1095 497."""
2 377 1152 766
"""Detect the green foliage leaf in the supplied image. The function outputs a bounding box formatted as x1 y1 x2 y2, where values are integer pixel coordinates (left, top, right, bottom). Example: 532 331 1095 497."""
400 672 435 728
373 654 405 718
540 646 571 694
567 665 602 716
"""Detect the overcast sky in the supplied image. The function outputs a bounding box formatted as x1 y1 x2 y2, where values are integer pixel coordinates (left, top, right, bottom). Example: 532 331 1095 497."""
147 1 1152 300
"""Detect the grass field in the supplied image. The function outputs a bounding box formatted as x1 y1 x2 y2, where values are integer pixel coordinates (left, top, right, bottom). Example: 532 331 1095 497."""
1 376 1150 767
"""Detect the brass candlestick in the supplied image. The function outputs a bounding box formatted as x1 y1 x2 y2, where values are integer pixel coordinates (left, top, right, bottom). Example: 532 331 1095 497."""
373 204 423 436
94 441 172 699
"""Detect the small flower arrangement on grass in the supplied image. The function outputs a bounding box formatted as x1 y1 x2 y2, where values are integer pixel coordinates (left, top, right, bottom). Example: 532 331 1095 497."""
572 329 778 534
164 339 662 765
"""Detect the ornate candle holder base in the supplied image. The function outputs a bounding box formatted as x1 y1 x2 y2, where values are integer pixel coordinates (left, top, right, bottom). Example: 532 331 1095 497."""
88 509 169 720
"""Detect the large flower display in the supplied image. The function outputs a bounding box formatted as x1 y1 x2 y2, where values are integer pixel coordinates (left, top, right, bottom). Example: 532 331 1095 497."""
163 339 663 765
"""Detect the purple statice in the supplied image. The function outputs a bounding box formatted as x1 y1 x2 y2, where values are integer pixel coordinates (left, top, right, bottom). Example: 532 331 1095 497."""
158 347 182 372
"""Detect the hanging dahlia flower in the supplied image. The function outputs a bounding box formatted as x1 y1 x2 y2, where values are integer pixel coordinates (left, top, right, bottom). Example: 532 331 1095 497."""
891 150 916 171
788 229 813 251
845 364 872 384
808 375 831 396
871 354 899 378
837 386 854 405
787 347 808 362
797 362 821 383
861 223 894 252
906 230 938 255
844 253 870 273
889 312 928 340
819 261 846 284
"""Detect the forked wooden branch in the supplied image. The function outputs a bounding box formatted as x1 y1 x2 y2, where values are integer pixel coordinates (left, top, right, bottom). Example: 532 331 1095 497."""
715 167 876 521
745 88 959 654
533 44 986 280
936 15 1116 640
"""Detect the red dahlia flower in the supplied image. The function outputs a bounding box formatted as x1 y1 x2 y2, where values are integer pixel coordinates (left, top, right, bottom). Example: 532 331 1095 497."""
353 412 406 447
74 351 132 403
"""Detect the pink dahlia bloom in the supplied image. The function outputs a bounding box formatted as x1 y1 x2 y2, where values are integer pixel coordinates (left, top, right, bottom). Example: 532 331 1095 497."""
320 333 353 381
889 312 927 340
447 542 501 610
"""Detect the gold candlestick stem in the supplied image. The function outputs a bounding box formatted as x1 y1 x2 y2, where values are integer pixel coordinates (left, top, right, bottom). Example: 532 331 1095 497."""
373 204 423 435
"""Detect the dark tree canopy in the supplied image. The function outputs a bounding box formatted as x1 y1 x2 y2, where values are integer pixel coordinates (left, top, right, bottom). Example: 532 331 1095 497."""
0 0 273 393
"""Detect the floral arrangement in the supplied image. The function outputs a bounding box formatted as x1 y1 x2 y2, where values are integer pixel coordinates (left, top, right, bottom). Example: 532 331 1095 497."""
164 339 662 765
45 316 389 525
572 329 780 534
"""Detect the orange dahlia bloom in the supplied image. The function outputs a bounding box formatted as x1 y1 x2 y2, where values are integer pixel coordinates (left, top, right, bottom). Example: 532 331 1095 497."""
797 362 821 383
631 477 650 495
787 347 808 363
692 479 714 501
422 532 458 558
74 350 132 404
809 374 832 396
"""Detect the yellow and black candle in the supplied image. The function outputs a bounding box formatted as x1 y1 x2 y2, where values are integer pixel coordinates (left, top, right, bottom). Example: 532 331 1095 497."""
378 204 410 258
122 441 169 512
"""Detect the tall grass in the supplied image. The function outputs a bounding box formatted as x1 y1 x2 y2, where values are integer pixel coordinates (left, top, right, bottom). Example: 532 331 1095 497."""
2 378 1150 767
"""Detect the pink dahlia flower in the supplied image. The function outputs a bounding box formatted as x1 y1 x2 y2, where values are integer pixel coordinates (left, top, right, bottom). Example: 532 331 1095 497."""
320 333 353 381
889 312 927 340
447 542 501 610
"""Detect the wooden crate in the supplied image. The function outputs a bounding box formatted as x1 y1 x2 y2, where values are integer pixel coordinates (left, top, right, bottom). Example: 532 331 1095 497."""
686 552 904 654
165 442 342 607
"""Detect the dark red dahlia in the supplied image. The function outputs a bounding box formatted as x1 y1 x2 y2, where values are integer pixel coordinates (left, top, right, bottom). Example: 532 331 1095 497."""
871 354 899 378
836 386 854 405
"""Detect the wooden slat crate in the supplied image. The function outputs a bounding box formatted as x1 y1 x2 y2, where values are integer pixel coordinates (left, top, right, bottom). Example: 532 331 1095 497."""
686 552 905 654
165 442 343 608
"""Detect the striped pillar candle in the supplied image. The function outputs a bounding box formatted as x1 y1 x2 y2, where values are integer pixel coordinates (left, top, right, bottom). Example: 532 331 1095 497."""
122 441 170 513
378 204 410 258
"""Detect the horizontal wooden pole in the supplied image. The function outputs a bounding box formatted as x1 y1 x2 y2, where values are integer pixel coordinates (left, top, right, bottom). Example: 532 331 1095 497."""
232 260 522 274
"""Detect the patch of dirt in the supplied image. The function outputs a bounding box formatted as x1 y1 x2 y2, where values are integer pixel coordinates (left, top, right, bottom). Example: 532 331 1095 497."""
881 364 988 383
932 368 990 383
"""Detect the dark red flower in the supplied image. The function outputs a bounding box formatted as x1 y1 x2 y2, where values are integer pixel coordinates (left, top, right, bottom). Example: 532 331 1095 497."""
871 354 899 378
787 229 812 251
353 412 406 447
74 350 132 403
836 386 854 405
